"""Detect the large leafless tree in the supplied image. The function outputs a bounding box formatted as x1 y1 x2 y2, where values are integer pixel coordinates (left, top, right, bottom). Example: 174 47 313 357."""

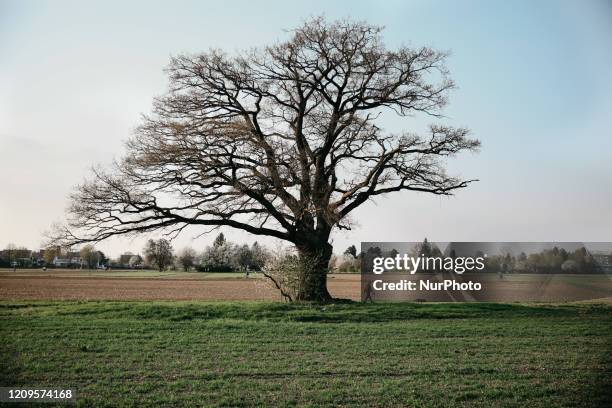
54 18 479 301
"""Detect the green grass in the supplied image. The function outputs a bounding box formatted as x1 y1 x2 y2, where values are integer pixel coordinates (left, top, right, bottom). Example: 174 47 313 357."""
1 301 610 407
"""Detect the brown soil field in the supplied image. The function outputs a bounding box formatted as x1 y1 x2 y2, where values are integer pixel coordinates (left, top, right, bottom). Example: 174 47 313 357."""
1 270 609 302
0 271 361 301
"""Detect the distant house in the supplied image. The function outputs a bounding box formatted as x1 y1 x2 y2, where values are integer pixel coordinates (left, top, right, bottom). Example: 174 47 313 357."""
0 248 35 267
117 253 143 269
32 250 45 265
53 251 83 268
118 254 132 267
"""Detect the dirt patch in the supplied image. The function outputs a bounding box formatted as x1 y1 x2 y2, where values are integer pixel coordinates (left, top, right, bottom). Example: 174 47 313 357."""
2 272 608 302
0 274 361 301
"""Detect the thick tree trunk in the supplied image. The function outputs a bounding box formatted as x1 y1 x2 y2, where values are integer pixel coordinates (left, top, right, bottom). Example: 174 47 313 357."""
294 241 333 302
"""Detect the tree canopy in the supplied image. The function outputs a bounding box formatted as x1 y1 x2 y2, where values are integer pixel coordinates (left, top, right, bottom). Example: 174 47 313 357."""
52 17 479 300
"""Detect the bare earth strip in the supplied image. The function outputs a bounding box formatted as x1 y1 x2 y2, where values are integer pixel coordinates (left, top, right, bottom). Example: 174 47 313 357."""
1 270 610 302
0 272 361 301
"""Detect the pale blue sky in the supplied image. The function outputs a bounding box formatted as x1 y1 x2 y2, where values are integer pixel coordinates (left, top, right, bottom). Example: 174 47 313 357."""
1 0 611 256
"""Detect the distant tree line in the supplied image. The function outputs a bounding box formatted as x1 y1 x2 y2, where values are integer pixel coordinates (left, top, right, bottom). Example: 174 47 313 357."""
124 234 271 272
360 240 610 274
195 233 269 272
4 238 609 275
0 244 107 269
484 247 603 274
0 244 36 268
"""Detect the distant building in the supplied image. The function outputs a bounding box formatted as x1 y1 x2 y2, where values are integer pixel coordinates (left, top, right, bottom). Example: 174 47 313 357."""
0 248 36 267
31 249 46 264
53 251 83 268
1 247 110 269
116 253 143 269
118 253 132 267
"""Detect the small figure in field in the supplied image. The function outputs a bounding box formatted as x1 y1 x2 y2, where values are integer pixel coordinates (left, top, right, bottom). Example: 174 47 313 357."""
245 266 250 278
363 280 374 303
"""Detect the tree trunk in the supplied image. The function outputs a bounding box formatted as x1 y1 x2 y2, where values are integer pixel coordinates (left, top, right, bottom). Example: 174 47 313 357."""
294 241 333 302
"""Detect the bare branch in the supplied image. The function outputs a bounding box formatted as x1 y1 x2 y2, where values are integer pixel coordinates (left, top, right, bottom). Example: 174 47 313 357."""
51 17 479 267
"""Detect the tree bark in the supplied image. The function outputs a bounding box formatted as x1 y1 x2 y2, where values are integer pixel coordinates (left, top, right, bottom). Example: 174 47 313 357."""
294 241 333 302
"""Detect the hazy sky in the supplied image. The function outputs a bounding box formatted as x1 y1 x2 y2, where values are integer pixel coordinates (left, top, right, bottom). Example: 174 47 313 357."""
1 0 611 257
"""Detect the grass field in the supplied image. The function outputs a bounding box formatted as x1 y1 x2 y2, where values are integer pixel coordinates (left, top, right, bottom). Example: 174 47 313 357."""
1 301 610 407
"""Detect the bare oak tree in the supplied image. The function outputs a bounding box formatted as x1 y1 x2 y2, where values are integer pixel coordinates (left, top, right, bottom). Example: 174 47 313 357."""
54 18 479 301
